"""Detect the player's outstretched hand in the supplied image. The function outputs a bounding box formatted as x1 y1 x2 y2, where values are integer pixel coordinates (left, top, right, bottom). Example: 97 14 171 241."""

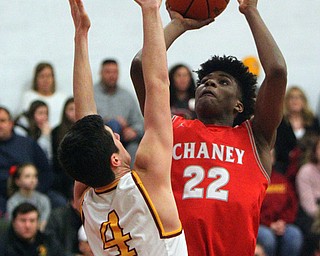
69 0 91 33
166 4 214 31
134 0 162 8
237 0 258 14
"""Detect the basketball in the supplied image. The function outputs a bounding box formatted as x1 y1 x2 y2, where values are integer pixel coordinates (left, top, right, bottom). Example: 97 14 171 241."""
166 0 230 20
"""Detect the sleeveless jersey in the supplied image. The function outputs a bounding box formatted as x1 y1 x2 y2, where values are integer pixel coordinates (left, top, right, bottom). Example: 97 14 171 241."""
81 171 188 256
172 116 269 256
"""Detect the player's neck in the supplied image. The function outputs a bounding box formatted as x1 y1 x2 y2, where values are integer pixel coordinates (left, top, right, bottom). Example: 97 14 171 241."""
198 116 234 127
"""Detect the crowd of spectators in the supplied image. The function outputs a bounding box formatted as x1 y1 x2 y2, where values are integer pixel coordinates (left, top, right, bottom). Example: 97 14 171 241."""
0 60 144 255
1 59 320 255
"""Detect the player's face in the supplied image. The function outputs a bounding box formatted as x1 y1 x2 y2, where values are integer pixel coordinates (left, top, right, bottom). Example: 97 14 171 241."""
195 71 241 120
13 211 39 241
105 126 131 165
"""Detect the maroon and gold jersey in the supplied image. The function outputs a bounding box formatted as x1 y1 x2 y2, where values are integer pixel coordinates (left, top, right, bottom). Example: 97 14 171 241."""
81 171 187 256
172 116 269 255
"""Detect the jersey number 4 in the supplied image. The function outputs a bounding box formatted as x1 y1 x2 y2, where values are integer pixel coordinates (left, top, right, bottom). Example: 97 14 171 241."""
183 165 230 201
100 210 137 256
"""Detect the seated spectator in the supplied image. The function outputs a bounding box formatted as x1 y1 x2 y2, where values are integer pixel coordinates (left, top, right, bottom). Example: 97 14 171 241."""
15 100 52 162
296 136 320 255
258 149 303 256
19 62 69 128
6 163 51 231
0 106 52 217
275 86 320 179
78 225 93 256
44 193 82 255
0 202 62 255
169 63 196 119
94 59 144 165
51 97 75 201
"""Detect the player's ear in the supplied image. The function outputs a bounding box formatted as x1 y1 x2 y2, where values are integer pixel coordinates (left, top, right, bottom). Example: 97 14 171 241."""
234 100 244 114
110 154 121 167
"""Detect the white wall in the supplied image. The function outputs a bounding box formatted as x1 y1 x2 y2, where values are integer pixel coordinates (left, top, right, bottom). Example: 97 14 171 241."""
1 0 319 116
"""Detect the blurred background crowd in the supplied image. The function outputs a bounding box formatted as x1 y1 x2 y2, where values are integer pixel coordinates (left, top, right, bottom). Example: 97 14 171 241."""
0 58 320 255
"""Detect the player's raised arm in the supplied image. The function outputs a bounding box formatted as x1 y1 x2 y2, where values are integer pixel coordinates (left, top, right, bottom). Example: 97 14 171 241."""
131 8 213 115
69 0 96 121
240 0 287 146
68 0 96 208
133 0 172 177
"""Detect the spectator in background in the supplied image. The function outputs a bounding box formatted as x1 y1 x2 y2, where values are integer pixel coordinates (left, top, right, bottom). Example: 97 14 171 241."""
19 62 69 128
275 86 320 178
44 190 82 256
297 137 320 220
258 149 303 256
94 59 144 165
0 106 52 217
296 136 320 255
78 225 93 256
169 63 196 119
0 202 61 256
15 100 52 162
6 163 51 231
51 97 75 201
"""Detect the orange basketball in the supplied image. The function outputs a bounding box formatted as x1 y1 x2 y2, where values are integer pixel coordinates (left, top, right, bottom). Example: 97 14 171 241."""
166 0 230 20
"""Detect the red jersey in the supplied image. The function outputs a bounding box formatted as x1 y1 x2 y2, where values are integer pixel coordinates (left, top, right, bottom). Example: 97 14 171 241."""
172 116 269 256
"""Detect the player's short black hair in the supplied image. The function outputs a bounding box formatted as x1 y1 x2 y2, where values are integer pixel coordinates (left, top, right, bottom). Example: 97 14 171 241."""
58 115 117 188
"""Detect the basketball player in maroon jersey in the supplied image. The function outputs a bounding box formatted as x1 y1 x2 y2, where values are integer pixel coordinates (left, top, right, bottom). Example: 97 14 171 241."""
130 0 287 255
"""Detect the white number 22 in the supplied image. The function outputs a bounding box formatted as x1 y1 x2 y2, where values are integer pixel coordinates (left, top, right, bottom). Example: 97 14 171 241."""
182 165 230 201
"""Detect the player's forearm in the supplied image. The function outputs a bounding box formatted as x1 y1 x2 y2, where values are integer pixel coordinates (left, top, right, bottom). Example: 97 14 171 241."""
73 33 97 120
131 4 172 115
164 19 187 50
142 5 168 87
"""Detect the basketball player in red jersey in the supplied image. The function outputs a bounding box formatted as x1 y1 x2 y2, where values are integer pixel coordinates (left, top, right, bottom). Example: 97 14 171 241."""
130 0 287 255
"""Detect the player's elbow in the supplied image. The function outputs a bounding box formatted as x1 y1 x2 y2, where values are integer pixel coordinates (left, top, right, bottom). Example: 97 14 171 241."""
147 77 169 92
158 73 170 88
267 62 287 85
